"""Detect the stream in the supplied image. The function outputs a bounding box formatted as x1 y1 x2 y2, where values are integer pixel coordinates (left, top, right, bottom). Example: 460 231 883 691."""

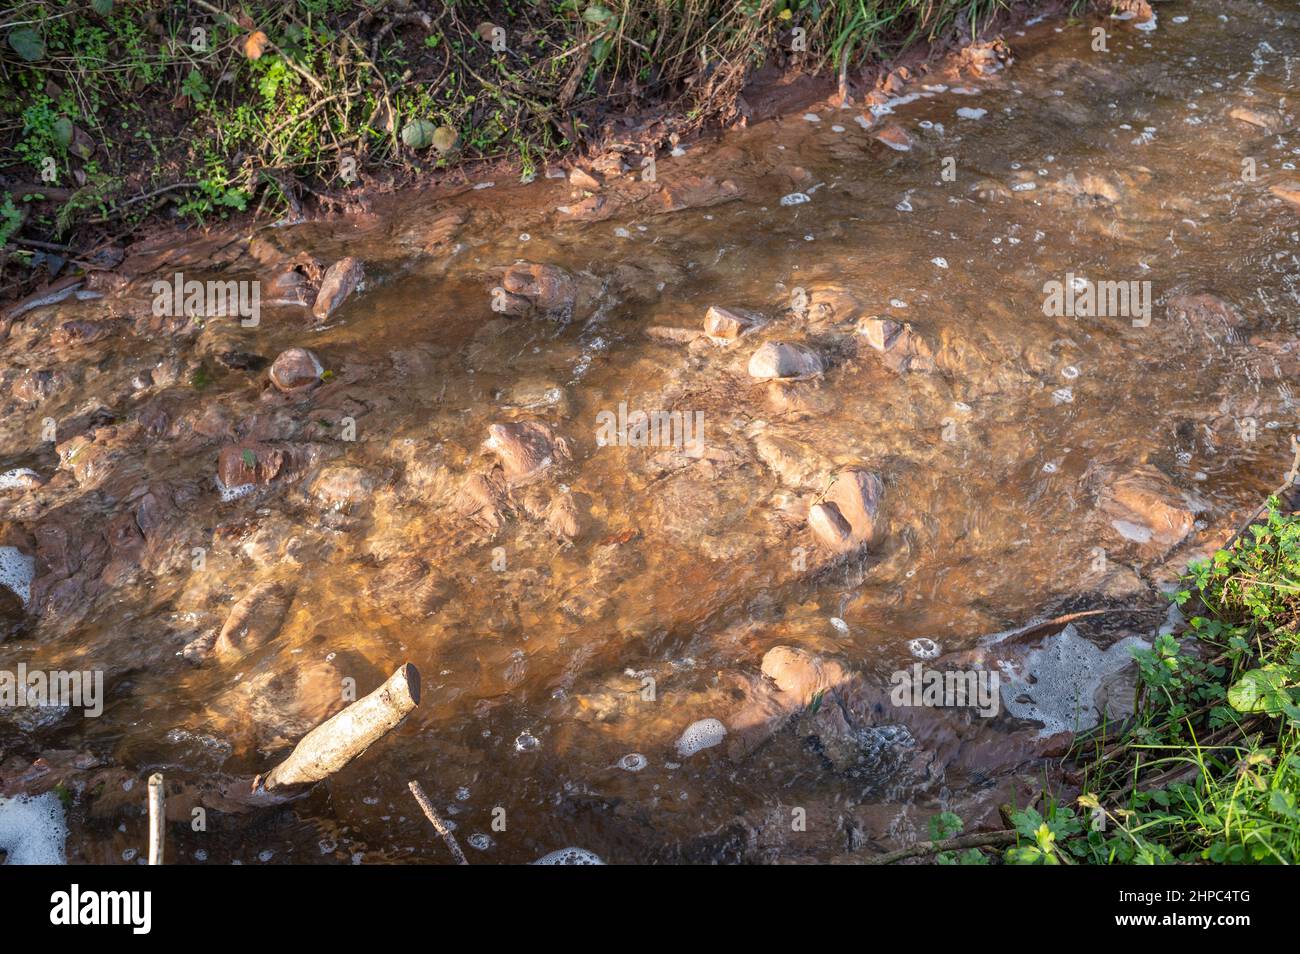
2 0 1299 864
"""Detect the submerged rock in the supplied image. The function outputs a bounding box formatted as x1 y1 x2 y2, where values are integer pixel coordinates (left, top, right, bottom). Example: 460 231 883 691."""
308 465 375 510
311 257 364 320
808 501 854 550
454 471 512 531
704 305 757 342
544 491 585 542
209 656 346 750
568 167 603 192
1228 104 1287 133
874 124 913 152
753 430 834 489
268 347 324 393
217 442 286 493
500 263 576 315
1098 465 1194 554
809 469 883 552
857 316 934 372
1270 181 1300 210
484 421 571 483
213 581 293 660
748 341 825 379
658 175 740 213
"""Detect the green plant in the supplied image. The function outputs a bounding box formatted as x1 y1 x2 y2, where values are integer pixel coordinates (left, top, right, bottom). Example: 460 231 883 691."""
1071 499 1300 864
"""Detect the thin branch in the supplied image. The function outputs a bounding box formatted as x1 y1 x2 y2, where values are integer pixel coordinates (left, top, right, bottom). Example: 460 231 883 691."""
862 830 1017 865
408 780 469 865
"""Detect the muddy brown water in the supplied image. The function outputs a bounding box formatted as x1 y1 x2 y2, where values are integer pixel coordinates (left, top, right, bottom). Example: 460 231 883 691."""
2 0 1299 864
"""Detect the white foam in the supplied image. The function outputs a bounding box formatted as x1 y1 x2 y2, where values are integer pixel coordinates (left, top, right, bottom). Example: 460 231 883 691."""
533 847 604 865
0 792 67 864
618 753 648 772
999 625 1149 737
675 718 727 757
956 107 988 120
215 476 256 503
0 468 39 490
780 192 811 206
908 638 940 659
0 546 35 608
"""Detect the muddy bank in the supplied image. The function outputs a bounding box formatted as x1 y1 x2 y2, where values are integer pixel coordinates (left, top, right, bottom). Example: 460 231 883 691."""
3 0 1300 864
1 0 1072 302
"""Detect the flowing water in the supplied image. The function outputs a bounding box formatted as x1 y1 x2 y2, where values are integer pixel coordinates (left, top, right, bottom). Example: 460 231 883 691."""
2 0 1299 864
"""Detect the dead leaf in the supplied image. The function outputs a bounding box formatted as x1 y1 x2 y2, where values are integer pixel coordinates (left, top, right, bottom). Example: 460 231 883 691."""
243 31 269 60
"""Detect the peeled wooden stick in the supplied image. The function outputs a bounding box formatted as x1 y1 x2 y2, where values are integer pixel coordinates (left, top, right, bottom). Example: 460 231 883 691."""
259 663 420 793
147 773 165 865
409 780 469 865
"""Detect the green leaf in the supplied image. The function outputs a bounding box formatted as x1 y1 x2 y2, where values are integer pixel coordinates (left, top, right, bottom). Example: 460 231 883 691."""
928 811 963 841
1009 808 1044 839
8 27 45 62
92 0 114 15
401 118 436 150
52 117 74 150
1227 667 1290 715
241 449 256 468
1005 845 1045 865
583 4 616 26
1269 790 1298 819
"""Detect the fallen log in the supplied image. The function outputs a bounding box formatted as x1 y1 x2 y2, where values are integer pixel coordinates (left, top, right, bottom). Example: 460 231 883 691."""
255 663 420 794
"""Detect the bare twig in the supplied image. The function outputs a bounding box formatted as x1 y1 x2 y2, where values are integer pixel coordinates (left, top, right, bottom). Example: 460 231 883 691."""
408 780 469 865
862 829 1017 865
147 773 165 865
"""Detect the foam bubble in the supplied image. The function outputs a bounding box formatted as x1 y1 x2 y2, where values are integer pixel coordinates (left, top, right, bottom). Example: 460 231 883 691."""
675 718 727 757
0 792 68 865
618 753 648 772
999 625 1149 737
0 546 35 608
533 847 604 865
956 107 988 120
215 477 256 503
780 192 811 206
908 638 940 659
